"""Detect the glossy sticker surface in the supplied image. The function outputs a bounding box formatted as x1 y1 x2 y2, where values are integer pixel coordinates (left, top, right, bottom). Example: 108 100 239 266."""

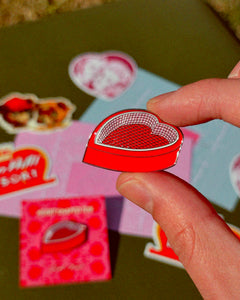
69 51 137 100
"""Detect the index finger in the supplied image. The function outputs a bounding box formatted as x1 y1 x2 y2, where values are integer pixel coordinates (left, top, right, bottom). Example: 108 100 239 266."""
147 78 240 127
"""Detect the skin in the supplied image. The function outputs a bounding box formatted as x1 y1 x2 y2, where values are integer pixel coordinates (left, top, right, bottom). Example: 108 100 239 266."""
116 61 240 299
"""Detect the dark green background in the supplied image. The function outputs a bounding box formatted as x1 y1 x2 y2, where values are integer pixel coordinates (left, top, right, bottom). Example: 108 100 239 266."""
0 0 239 299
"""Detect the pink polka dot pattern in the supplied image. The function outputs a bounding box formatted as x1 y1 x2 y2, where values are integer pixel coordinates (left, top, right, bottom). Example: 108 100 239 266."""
20 196 111 287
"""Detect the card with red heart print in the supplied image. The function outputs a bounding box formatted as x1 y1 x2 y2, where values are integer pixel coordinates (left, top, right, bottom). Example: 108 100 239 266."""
20 196 111 287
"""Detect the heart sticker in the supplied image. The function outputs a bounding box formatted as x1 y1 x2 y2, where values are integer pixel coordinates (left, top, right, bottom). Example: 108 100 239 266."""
83 109 183 172
0 145 56 197
68 51 137 101
230 154 240 198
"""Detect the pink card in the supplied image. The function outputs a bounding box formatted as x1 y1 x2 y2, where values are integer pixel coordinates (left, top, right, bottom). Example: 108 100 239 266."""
20 196 111 287
12 122 198 239
2 121 119 218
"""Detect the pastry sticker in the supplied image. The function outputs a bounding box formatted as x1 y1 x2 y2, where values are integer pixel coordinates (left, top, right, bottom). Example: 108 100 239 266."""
20 196 111 287
0 93 75 134
0 144 56 198
69 51 137 101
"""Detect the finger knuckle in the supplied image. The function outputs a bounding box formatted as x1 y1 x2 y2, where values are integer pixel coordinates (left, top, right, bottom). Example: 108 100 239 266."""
171 223 196 268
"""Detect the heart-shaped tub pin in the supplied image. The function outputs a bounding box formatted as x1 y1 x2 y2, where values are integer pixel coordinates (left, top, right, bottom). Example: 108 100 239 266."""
41 220 88 253
68 51 137 101
83 109 183 172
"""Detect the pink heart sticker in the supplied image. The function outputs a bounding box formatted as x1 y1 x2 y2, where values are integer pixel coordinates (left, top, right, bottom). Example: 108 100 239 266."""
230 154 240 198
68 51 137 101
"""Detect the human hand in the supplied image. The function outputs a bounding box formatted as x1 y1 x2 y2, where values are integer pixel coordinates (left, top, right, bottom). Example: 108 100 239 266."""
116 61 240 299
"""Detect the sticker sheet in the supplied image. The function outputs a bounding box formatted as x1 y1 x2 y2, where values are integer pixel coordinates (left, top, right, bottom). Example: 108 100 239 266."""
20 196 111 287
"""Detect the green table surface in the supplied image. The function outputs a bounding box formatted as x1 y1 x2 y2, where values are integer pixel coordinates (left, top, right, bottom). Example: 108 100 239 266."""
0 0 239 299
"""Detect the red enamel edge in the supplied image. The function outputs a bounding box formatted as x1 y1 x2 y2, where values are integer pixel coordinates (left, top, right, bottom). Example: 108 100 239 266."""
41 221 88 253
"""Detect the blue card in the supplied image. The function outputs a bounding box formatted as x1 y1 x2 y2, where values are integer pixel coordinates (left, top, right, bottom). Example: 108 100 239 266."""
189 120 240 211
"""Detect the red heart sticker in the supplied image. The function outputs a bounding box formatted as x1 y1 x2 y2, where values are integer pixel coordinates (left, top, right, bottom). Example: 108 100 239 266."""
144 222 182 268
83 109 183 172
0 146 56 197
68 51 137 100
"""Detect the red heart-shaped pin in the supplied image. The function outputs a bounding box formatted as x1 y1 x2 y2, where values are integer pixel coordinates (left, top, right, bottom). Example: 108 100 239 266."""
68 51 137 100
42 221 88 253
83 109 183 172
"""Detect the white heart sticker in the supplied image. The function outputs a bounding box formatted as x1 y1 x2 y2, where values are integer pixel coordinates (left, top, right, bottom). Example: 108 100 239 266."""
69 51 137 101
230 153 240 198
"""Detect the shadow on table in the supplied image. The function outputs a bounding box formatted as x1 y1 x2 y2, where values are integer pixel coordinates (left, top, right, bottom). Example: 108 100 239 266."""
106 195 124 276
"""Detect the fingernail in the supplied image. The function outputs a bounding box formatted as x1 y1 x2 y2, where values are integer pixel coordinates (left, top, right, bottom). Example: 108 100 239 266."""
228 61 240 78
117 178 153 214
147 91 175 110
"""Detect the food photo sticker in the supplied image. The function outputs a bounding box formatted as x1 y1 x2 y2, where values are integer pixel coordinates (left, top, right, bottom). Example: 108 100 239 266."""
68 51 137 101
83 109 183 172
0 93 75 134
0 144 56 198
20 196 111 287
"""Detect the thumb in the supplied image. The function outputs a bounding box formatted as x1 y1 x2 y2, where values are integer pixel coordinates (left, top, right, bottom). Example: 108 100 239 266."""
116 172 240 299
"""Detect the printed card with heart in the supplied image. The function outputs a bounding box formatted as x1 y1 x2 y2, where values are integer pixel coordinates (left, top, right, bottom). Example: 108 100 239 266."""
20 196 111 287
83 109 184 172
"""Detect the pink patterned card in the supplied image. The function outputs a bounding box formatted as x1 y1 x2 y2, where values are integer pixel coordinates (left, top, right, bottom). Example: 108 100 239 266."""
20 196 111 287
